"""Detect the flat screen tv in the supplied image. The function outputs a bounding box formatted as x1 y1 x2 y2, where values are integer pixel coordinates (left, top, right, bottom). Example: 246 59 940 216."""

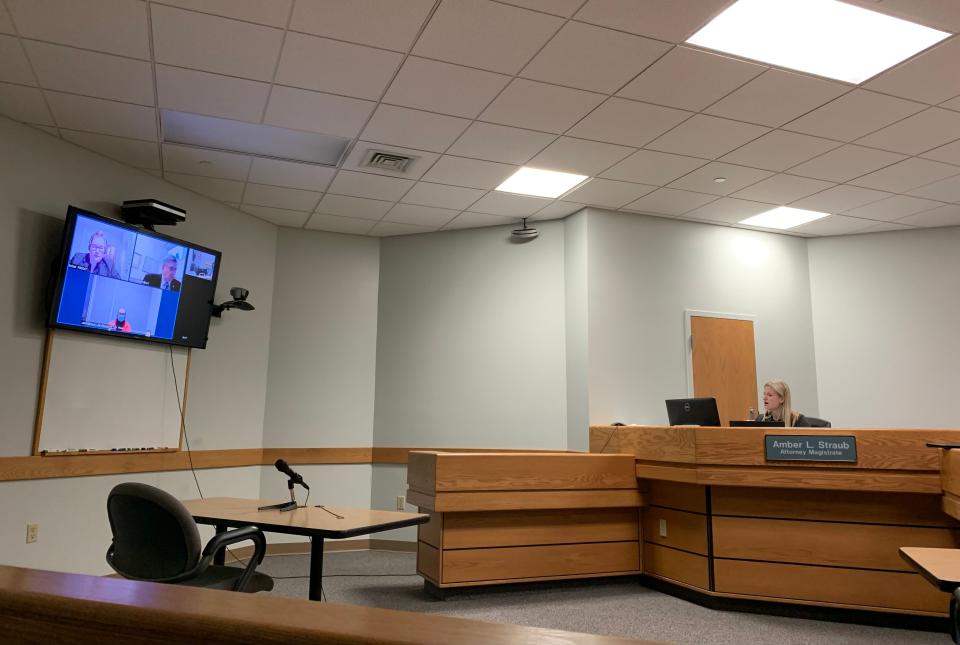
48 206 221 349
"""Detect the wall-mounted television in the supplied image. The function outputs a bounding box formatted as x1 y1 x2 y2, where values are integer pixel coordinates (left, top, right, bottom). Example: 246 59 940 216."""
48 206 221 349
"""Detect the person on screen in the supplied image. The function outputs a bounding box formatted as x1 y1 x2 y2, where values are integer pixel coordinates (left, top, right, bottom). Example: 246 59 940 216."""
143 256 181 292
109 307 131 333
69 231 119 278
755 379 807 427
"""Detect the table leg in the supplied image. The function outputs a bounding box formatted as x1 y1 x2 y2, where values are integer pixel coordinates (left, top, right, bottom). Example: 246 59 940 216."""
213 523 227 566
309 537 324 601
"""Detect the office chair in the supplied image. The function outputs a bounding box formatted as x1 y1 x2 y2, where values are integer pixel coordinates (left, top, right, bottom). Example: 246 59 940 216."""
106 483 273 592
802 416 832 428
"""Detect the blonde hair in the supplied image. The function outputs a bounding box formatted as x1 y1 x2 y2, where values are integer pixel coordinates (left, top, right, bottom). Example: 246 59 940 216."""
764 379 800 427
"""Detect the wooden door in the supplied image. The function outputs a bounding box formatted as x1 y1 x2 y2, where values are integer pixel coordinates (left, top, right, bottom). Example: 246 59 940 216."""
690 316 757 426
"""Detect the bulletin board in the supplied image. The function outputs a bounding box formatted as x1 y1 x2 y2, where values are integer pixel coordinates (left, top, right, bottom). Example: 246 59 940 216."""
33 329 190 455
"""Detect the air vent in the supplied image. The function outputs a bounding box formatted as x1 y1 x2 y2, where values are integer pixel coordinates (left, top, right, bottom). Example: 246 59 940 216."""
362 150 417 173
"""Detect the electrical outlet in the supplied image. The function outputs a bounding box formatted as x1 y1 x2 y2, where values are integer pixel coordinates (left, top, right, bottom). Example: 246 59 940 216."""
26 523 38 544
658 519 667 538
396 495 406 511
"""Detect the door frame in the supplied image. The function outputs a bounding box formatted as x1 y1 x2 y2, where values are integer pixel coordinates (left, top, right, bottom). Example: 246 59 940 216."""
683 309 757 398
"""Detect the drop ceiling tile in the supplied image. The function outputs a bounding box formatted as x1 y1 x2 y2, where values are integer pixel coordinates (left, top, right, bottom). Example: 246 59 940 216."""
275 33 402 100
0 5 14 34
790 215 875 236
705 70 849 128
24 41 154 105
151 5 284 82
361 105 471 153
421 156 518 190
61 130 161 169
140 168 163 178
942 96 960 112
733 174 835 204
156 65 270 123
787 145 907 183
866 36 960 105
567 97 691 148
0 82 53 125
907 174 960 202
6 0 149 58
497 0 583 16
529 137 634 176
857 221 916 234
622 188 719 216
0 36 35 86
855 108 960 155
600 149 708 185
842 0 960 32
155 0 293 28
480 79 605 134
46 91 156 139
161 143 251 180
923 139 960 166
531 201 585 220
645 114 768 159
575 0 734 42
290 0 435 52
790 185 890 213
443 212 514 229
848 158 960 192
305 212 376 235
618 46 764 111
783 89 926 141
243 183 321 211
448 122 555 164
340 141 439 180
316 194 394 220
401 182 486 210
563 178 657 208
683 197 775 224
164 171 244 202
248 157 336 192
522 21 669 94
844 195 944 221
385 203 460 227
468 192 552 216
668 162 773 196
895 204 960 227
240 205 311 228
384 57 510 119
413 0 562 74
369 221 435 236
264 86 375 138
720 130 840 172
327 170 415 201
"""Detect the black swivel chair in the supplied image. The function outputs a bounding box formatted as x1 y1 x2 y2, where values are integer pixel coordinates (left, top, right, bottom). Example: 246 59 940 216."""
801 416 832 428
106 482 274 592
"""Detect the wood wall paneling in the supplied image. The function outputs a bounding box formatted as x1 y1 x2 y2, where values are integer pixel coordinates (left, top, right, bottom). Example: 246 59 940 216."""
417 541 441 584
641 543 709 590
441 542 639 584
418 490 644 513
441 509 639 550
714 559 950 613
591 426 696 463
635 463 699 484
406 451 437 494
645 480 707 513
642 508 708 556
695 466 940 493
941 448 960 497
418 512 442 549
431 453 638 492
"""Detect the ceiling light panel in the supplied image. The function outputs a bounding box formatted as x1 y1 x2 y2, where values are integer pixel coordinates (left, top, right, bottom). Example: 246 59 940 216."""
687 0 951 84
739 206 830 229
496 167 588 198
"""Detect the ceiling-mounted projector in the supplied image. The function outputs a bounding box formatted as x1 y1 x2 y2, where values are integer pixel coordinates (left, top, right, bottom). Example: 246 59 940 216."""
511 217 538 242
121 199 186 230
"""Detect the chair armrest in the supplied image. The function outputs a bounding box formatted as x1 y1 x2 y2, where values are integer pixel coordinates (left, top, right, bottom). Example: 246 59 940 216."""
200 525 268 592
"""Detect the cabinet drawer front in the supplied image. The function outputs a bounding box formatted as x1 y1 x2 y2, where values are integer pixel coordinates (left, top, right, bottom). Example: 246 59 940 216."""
442 542 639 584
444 509 639 549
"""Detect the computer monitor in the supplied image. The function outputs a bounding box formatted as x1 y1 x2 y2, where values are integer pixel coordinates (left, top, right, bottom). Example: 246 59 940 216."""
729 420 784 428
665 398 721 427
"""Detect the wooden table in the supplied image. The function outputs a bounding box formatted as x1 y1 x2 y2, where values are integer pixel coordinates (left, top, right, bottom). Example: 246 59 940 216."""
900 547 960 592
182 497 428 601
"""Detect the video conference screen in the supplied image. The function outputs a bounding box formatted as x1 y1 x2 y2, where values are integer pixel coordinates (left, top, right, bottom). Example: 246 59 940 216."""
49 206 222 349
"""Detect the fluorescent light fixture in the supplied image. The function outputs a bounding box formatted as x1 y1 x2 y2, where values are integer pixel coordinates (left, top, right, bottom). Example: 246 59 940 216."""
687 0 951 84
496 167 588 198
740 206 829 229
161 110 350 166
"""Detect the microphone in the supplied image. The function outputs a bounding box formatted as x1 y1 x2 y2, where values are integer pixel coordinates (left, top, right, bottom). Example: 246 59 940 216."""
275 459 309 489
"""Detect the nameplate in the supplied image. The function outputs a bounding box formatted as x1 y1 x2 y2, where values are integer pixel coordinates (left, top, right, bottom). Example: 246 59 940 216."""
764 435 857 462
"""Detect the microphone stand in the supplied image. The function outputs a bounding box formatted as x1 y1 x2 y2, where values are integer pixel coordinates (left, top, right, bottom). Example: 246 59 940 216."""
258 479 299 512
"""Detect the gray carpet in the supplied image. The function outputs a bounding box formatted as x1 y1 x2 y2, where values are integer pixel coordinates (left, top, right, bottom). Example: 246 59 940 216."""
252 550 948 645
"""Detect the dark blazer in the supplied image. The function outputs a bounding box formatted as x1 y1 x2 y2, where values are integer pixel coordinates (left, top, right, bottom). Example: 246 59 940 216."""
143 273 181 292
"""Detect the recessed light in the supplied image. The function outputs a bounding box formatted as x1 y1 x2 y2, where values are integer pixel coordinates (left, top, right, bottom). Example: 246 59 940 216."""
496 167 588 199
687 0 950 84
740 206 829 230
713 177 727 183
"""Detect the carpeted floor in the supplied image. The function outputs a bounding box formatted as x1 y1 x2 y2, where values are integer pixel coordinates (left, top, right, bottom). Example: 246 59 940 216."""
253 550 949 645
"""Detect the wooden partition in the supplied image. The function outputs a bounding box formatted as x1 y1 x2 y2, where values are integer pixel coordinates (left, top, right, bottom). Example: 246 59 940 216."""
407 452 644 589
